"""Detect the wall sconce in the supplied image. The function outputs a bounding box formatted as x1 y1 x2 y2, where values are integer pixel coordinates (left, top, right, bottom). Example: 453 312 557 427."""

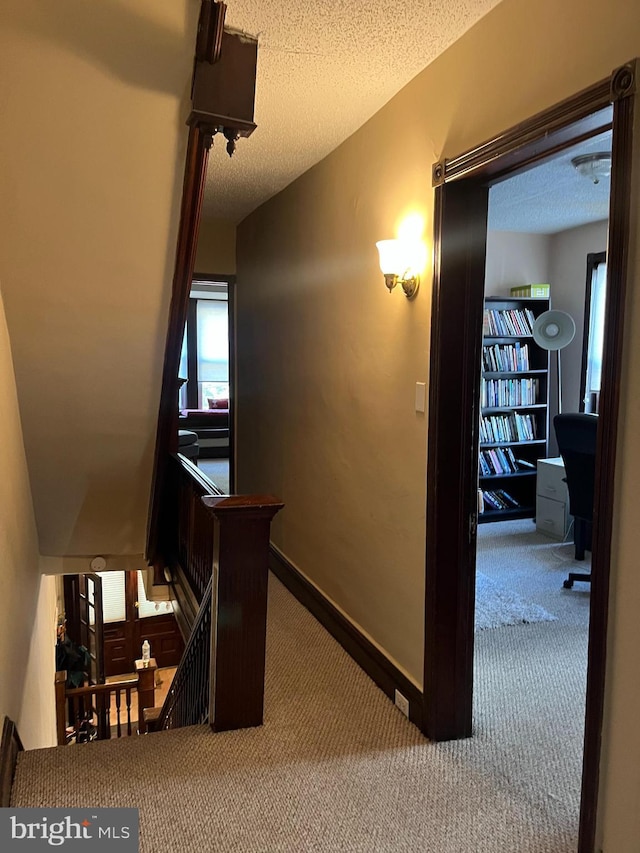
375 239 425 298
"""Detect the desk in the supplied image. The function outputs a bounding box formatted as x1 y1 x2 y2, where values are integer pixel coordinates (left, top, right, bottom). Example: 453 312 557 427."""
536 457 571 540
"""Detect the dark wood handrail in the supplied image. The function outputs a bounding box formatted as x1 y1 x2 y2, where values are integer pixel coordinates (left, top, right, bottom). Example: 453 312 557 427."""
55 662 156 745
150 456 283 733
170 453 224 605
1 717 23 808
65 679 136 698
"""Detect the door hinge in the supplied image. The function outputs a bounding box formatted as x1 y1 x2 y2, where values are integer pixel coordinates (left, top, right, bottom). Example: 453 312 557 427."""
469 512 477 541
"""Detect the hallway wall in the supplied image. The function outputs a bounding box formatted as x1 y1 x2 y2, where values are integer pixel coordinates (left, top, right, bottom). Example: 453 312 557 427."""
195 217 237 275
0 287 55 747
235 0 640 848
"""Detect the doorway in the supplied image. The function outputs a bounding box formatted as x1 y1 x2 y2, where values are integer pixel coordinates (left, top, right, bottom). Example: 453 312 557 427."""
423 62 637 853
65 571 184 678
178 274 235 494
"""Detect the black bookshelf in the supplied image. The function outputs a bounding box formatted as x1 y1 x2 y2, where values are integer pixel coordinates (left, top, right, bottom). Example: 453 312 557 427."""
478 296 550 523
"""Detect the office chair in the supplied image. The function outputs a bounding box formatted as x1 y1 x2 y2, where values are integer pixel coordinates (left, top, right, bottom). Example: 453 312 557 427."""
553 413 598 588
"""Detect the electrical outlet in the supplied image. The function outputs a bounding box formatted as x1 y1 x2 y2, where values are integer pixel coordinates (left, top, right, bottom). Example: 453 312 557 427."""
394 689 410 718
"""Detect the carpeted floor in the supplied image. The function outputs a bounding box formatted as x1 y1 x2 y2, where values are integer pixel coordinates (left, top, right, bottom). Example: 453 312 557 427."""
197 458 230 493
475 571 557 630
12 520 589 852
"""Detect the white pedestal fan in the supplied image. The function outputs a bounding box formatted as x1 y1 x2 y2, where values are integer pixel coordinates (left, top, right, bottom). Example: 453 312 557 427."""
532 310 576 414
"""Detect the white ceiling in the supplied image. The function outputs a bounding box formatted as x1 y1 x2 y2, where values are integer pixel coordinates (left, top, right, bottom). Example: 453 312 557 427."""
488 128 612 234
202 0 504 223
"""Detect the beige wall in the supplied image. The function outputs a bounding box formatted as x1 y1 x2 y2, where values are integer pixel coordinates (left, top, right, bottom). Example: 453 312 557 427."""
484 231 551 296
0 287 54 747
19 573 59 749
236 0 640 848
0 0 199 557
548 220 609 420
195 217 237 275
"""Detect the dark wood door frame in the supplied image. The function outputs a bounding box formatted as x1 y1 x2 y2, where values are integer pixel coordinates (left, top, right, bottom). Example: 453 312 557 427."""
424 60 637 853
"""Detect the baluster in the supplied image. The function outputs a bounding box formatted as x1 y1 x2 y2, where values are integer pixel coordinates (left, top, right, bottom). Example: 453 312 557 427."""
72 695 80 740
126 686 132 736
55 672 67 745
115 687 122 738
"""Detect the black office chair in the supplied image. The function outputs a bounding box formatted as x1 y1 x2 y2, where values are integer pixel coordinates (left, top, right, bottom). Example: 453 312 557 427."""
553 413 598 588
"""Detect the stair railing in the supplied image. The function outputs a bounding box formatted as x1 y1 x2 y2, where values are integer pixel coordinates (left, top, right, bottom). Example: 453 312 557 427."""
147 453 283 733
55 660 157 745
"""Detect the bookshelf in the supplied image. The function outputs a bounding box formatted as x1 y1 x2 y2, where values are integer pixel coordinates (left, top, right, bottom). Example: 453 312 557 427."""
478 296 550 523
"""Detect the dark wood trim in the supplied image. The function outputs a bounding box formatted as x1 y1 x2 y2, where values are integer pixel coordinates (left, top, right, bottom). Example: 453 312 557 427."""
203 495 283 732
227 278 236 494
433 77 613 186
425 59 638 853
578 64 637 853
1 717 23 807
579 252 607 413
147 124 214 569
185 298 198 410
423 178 489 740
269 546 423 728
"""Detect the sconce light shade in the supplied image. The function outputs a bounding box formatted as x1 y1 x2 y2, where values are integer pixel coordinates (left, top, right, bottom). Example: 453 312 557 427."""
375 238 424 298
376 240 404 276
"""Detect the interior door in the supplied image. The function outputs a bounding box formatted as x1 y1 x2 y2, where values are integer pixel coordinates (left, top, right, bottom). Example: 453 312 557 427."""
77 573 105 685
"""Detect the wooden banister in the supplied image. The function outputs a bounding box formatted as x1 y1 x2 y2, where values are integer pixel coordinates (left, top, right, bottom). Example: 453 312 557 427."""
171 453 225 604
55 671 67 747
134 659 157 735
55 666 155 745
149 458 283 734
1 717 23 807
202 493 283 731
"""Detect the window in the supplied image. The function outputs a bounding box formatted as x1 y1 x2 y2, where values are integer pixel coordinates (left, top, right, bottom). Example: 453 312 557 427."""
581 253 607 414
179 282 229 411
97 571 173 622
196 299 229 407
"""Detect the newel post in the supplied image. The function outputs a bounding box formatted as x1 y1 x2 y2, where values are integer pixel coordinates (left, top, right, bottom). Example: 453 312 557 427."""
202 494 284 732
135 658 157 735
55 671 67 746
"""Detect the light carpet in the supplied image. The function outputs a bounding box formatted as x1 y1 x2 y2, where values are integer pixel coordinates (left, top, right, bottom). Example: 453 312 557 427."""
13 521 589 852
475 571 557 630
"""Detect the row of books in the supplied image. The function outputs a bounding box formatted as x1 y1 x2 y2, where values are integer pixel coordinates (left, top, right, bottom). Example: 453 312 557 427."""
481 377 540 408
478 488 521 513
482 343 531 372
478 446 533 476
483 308 536 337
480 413 538 444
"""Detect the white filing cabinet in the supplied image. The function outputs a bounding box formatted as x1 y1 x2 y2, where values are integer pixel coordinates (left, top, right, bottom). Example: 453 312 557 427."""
536 457 571 540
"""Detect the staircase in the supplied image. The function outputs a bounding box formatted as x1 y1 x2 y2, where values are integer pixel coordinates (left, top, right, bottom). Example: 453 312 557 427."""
54 454 283 745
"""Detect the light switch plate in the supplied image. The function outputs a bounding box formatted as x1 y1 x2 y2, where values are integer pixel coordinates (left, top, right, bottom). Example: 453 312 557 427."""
415 382 426 412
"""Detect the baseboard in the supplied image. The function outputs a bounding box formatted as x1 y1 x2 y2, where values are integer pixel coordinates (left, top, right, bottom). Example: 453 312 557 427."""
1 717 23 807
269 547 423 728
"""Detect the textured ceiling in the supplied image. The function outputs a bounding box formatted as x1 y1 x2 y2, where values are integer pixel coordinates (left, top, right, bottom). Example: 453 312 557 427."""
489 128 613 234
202 0 504 223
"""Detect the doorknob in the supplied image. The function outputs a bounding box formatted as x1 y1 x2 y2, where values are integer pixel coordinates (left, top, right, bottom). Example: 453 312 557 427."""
134 601 140 609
